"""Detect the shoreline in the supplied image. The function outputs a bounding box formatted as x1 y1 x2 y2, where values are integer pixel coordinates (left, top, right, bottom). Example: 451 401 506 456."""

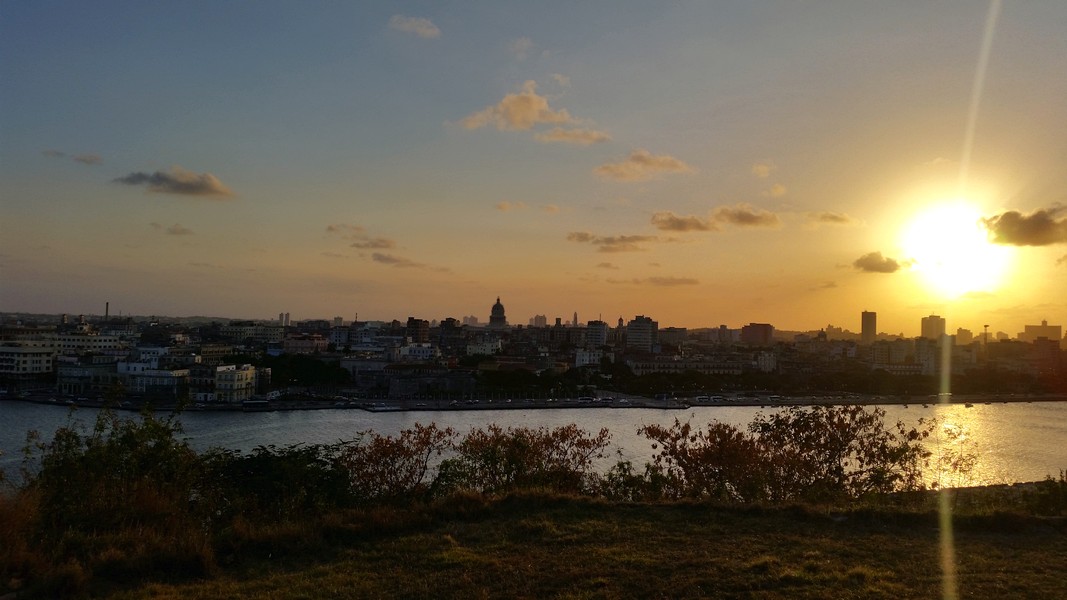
4 391 1066 414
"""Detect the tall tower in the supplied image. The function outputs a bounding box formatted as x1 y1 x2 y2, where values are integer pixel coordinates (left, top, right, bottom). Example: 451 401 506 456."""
861 311 876 345
921 314 946 340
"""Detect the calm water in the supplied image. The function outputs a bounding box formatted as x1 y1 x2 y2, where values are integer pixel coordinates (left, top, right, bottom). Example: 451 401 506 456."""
2 401 1065 486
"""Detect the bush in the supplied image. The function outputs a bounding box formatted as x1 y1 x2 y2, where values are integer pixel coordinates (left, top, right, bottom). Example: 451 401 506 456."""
337 423 456 504
441 424 612 495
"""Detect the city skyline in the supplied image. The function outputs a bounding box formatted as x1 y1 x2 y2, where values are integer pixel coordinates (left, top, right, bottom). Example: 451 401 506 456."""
3 2 1067 337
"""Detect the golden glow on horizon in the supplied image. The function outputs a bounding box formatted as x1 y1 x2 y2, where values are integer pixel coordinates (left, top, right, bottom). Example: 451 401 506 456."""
900 201 1013 298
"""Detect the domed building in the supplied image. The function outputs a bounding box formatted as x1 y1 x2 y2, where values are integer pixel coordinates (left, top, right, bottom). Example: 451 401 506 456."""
488 297 508 329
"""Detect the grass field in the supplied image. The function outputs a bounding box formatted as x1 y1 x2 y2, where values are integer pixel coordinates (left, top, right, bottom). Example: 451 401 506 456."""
97 494 1067 600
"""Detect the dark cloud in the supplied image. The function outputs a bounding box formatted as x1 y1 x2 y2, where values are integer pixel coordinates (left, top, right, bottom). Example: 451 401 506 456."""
73 154 102 165
982 207 1067 246
350 238 396 249
806 211 859 226
568 231 658 253
651 212 716 232
113 166 234 197
166 224 193 236
853 251 902 273
371 253 425 268
326 223 365 235
712 204 781 227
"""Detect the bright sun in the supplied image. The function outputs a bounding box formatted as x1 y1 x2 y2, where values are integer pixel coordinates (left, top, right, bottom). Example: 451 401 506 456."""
900 202 1014 298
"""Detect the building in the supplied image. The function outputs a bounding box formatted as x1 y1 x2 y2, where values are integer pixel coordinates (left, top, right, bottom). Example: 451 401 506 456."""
740 323 774 347
861 311 876 345
921 315 946 340
215 364 257 403
585 320 609 348
406 317 430 343
626 316 658 353
1018 320 1062 344
488 297 508 330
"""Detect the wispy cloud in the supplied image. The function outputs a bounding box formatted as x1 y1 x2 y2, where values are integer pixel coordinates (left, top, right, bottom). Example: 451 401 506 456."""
371 253 425 268
149 222 193 235
751 162 775 178
607 276 699 286
73 154 102 165
509 37 533 60
551 73 571 87
496 201 527 211
595 149 693 182
542 204 560 214
806 211 860 227
114 166 234 198
350 238 396 249
388 15 440 39
44 149 103 165
534 127 610 145
595 262 618 270
982 206 1067 246
813 281 838 290
462 81 572 131
567 231 658 253
326 223 365 235
853 251 903 273
763 183 787 198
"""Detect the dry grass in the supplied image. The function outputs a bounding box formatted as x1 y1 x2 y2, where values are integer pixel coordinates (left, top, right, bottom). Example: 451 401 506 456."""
99 494 1067 600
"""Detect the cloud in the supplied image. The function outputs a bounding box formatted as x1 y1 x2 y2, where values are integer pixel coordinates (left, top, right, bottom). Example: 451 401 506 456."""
321 252 346 259
1058 254 1067 267
594 149 694 182
567 231 658 253
853 251 903 273
534 127 611 145
651 212 716 232
607 276 699 286
165 223 193 236
982 207 1067 246
462 81 572 131
551 73 571 87
751 162 775 178
711 203 781 228
388 15 440 39
542 204 560 214
371 253 425 268
595 262 618 270
496 201 527 211
763 183 787 198
806 211 860 227
350 237 396 249
326 223 365 235
42 149 66 158
113 166 234 197
510 37 533 60
813 281 838 290
73 154 102 165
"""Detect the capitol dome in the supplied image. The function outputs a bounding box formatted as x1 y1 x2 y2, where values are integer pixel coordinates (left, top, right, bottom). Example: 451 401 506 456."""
489 297 508 329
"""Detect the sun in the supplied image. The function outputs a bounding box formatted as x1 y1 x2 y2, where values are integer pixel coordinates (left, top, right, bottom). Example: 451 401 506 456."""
899 201 1013 298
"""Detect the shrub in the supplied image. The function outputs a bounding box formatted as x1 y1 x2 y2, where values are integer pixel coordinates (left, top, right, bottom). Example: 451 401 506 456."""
442 424 612 495
337 423 456 504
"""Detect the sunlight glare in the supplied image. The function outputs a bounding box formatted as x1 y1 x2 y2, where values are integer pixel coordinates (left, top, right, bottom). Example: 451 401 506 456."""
900 201 1012 298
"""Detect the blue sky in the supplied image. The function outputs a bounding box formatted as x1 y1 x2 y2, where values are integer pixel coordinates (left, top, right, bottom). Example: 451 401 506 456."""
2 1 1066 336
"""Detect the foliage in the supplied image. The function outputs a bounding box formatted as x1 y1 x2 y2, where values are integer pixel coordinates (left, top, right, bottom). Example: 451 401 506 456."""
749 405 932 502
337 423 456 503
441 424 612 495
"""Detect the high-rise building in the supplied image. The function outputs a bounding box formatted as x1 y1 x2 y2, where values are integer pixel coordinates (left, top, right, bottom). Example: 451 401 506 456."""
626 316 658 352
861 311 876 345
920 314 946 340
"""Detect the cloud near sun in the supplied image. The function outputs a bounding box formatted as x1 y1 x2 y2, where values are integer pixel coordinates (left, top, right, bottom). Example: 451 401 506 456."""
113 167 234 198
853 251 905 274
650 204 781 232
982 206 1067 246
461 80 610 145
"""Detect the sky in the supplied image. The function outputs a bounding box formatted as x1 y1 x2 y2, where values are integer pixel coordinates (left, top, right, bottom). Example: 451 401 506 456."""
2 1 1066 337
